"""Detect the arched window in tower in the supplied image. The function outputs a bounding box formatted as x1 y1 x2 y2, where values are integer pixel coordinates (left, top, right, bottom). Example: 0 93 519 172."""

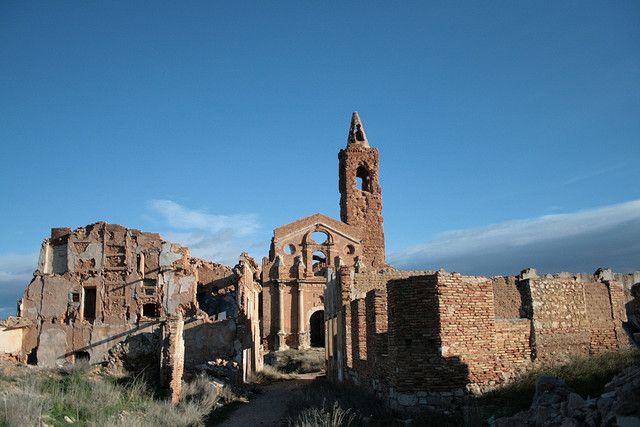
356 165 372 192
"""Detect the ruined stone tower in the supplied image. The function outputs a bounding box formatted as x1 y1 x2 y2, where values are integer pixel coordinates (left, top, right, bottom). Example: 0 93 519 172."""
339 112 386 268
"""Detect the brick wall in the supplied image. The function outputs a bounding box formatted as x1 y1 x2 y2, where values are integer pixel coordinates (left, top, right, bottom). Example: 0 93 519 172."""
584 281 618 354
387 274 453 392
437 274 499 387
494 319 532 379
365 289 388 397
350 298 367 379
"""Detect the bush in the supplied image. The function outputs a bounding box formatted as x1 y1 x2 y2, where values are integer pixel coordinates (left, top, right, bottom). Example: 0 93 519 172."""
288 400 355 427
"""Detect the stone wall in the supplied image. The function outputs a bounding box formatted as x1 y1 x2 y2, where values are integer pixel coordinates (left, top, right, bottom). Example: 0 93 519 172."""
526 277 629 362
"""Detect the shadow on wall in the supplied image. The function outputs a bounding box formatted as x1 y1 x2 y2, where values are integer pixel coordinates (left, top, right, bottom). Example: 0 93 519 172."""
627 283 640 341
386 277 472 395
182 317 237 368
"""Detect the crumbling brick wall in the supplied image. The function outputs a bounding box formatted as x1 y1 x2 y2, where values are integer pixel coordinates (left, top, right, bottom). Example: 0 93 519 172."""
349 298 367 382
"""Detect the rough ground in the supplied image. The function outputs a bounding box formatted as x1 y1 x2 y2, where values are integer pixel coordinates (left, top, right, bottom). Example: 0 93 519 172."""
217 373 320 427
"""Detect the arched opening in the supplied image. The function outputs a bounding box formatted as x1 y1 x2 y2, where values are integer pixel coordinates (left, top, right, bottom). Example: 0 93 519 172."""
356 166 372 192
283 244 295 255
309 310 325 348
311 230 329 244
311 251 327 276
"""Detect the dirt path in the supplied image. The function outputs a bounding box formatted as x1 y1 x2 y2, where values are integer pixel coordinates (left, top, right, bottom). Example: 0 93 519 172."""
217 373 320 427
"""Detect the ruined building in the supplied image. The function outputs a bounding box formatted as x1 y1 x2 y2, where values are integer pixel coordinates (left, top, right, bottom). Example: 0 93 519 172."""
1 222 262 400
0 112 638 410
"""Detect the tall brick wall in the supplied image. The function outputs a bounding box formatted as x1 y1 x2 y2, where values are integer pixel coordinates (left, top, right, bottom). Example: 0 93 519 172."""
585 281 618 353
437 274 499 387
387 274 458 392
494 319 532 380
350 298 367 378
365 289 388 396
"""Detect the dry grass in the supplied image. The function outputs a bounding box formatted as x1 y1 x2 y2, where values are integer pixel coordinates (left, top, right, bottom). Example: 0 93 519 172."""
268 348 325 374
470 347 640 420
288 400 356 427
0 363 243 427
249 364 297 384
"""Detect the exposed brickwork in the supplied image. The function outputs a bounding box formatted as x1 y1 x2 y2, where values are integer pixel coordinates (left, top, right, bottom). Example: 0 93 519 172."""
437 274 499 387
350 298 367 377
494 319 532 379
585 281 618 353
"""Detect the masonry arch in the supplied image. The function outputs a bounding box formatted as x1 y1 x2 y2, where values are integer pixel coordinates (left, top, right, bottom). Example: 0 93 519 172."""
356 165 372 192
308 307 325 348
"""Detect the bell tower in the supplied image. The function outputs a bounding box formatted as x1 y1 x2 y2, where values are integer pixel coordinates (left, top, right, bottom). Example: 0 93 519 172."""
339 112 386 268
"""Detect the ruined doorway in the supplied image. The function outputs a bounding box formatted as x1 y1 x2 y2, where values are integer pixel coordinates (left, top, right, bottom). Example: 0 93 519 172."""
309 310 325 348
83 287 96 322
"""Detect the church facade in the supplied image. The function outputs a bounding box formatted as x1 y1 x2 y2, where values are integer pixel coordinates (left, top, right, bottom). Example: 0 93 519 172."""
260 112 388 351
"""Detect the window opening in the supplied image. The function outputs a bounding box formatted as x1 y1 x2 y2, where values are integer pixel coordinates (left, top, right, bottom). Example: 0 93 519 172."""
356 166 372 192
312 251 327 276
311 231 329 244
83 288 96 322
142 303 159 318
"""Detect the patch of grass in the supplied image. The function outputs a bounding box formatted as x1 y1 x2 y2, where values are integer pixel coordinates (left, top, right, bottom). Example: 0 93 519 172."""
249 364 297 384
267 348 325 374
0 363 243 427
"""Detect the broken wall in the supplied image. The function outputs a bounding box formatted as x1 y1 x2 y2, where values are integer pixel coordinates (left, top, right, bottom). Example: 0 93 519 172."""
14 223 263 385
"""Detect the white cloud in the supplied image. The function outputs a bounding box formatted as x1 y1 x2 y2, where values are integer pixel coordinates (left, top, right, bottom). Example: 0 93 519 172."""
147 200 261 265
148 199 258 236
390 199 640 276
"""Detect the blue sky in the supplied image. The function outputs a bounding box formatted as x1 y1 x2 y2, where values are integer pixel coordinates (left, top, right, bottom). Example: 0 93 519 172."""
1 1 639 315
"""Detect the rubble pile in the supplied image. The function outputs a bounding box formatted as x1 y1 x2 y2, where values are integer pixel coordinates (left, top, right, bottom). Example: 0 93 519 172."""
492 366 640 427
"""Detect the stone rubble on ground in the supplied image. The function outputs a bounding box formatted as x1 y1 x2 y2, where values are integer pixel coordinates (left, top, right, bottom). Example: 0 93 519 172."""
491 366 640 427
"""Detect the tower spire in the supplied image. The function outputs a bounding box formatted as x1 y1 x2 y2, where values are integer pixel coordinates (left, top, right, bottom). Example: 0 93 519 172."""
347 111 369 147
